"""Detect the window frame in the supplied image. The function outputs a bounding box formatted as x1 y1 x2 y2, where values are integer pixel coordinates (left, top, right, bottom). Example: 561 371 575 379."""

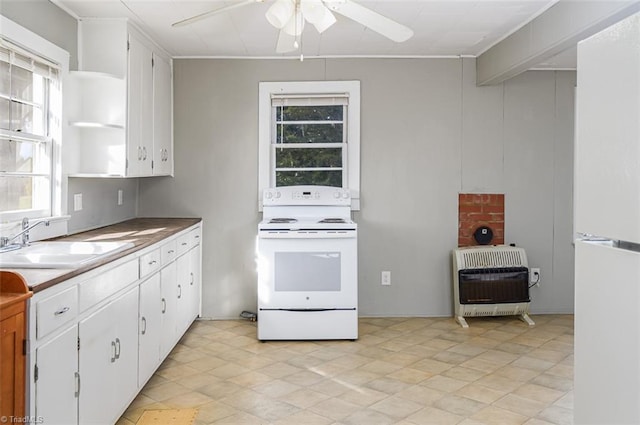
258 80 360 210
0 15 69 228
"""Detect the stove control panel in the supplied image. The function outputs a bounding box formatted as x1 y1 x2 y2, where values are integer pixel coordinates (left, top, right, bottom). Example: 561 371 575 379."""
263 186 351 206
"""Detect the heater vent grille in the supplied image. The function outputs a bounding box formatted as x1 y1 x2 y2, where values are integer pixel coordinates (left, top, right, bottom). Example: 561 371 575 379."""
455 246 527 270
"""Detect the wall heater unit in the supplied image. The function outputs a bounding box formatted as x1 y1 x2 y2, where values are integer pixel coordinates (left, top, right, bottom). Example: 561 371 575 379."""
452 245 534 328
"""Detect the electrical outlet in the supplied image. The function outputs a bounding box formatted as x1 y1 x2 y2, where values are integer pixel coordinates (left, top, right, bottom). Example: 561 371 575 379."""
117 189 123 206
530 268 541 287
381 271 391 286
73 193 83 211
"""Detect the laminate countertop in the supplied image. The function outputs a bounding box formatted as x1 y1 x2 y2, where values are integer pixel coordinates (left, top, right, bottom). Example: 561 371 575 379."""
0 217 202 293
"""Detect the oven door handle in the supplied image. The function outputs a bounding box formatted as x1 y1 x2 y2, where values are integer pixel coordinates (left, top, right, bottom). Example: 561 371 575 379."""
258 231 356 239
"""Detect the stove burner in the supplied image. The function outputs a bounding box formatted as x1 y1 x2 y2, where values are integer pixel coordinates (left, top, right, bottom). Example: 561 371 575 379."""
318 218 346 224
269 218 298 224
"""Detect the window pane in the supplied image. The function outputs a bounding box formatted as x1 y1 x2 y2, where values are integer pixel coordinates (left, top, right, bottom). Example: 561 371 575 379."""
278 105 343 121
276 170 342 187
0 138 49 173
10 101 45 135
0 60 9 96
277 123 343 144
276 148 342 168
0 98 9 130
0 175 50 213
11 65 35 101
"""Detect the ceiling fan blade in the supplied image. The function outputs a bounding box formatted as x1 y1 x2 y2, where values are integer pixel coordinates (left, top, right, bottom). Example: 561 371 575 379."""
172 0 258 28
276 29 298 53
324 0 413 42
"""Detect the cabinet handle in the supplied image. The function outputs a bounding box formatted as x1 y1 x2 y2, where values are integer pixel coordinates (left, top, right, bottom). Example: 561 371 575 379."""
168 249 175 254
143 147 148 160
148 260 157 265
141 317 147 335
110 341 116 363
161 298 166 313
115 338 121 360
54 306 70 316
190 272 194 286
178 284 182 299
137 146 142 160
74 372 81 398
181 242 188 246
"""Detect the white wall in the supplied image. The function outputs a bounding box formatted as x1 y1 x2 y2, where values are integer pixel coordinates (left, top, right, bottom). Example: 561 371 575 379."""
139 57 576 319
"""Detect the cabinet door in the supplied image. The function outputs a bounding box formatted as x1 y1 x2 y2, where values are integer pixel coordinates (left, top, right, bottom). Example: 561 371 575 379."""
1 307 26 418
113 287 139 412
127 32 153 177
190 244 202 320
160 262 177 359
176 253 191 335
139 273 161 386
79 287 138 425
152 53 173 176
35 326 78 425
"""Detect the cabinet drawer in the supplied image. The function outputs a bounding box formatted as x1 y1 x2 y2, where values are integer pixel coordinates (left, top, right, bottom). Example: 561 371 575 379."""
79 259 139 312
37 286 78 339
160 240 177 265
140 249 161 278
190 227 201 246
176 233 191 256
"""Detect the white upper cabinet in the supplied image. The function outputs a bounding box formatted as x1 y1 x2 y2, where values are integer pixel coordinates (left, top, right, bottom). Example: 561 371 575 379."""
66 19 173 177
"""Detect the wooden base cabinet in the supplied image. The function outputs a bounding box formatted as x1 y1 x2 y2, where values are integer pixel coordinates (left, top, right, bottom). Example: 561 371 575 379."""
1 271 32 421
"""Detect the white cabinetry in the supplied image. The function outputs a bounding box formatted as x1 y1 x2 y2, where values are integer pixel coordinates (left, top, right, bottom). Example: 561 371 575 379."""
27 222 202 424
79 286 138 425
138 273 161 386
66 19 172 177
34 326 78 425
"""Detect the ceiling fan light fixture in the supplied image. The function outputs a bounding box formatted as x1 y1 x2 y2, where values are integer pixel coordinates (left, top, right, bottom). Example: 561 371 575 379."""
301 1 336 34
266 0 294 29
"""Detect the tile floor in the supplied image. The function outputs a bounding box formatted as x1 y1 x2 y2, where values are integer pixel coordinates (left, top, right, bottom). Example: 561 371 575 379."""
117 315 573 425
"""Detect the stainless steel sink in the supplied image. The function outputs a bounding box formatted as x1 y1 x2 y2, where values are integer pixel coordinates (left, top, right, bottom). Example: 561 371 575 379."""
0 241 134 269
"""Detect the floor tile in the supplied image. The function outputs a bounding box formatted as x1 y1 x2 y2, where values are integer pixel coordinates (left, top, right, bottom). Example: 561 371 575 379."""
118 316 574 424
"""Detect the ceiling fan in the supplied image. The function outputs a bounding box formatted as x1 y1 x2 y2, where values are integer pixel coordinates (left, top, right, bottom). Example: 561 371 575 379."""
172 0 414 54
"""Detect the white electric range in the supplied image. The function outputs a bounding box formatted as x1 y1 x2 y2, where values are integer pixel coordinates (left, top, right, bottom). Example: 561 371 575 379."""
257 186 358 340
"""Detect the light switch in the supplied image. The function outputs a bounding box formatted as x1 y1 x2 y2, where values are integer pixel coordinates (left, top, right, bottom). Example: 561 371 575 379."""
74 193 83 211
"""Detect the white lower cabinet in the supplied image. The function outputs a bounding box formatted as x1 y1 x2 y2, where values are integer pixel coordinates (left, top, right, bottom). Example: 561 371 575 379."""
34 325 78 425
28 222 202 425
79 286 138 425
138 273 161 386
159 261 177 359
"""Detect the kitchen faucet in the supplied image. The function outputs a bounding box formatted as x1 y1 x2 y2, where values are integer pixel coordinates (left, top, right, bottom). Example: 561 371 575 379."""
0 217 50 250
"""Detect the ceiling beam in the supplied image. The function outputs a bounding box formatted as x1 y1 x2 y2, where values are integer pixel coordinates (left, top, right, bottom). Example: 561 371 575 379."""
476 0 640 86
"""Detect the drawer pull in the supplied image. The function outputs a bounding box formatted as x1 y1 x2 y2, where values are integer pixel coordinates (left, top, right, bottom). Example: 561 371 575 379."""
115 338 121 360
148 260 157 265
54 306 70 316
178 284 182 299
190 272 194 286
168 250 175 254
161 298 166 314
194 235 200 239
110 341 116 363
181 242 188 246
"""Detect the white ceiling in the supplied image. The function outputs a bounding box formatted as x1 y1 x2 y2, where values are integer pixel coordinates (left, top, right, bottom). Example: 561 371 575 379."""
53 0 575 67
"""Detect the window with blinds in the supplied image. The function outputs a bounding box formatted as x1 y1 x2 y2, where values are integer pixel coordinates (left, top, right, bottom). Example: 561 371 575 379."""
0 39 60 219
271 94 348 187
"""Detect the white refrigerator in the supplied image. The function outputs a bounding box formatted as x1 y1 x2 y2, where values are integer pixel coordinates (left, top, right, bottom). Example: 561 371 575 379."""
574 12 640 425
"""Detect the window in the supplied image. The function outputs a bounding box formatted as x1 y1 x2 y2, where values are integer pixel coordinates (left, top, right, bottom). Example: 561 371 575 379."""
259 81 360 209
0 16 67 224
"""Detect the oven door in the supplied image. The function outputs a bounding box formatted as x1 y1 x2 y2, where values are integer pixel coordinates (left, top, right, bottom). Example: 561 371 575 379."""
257 231 357 310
